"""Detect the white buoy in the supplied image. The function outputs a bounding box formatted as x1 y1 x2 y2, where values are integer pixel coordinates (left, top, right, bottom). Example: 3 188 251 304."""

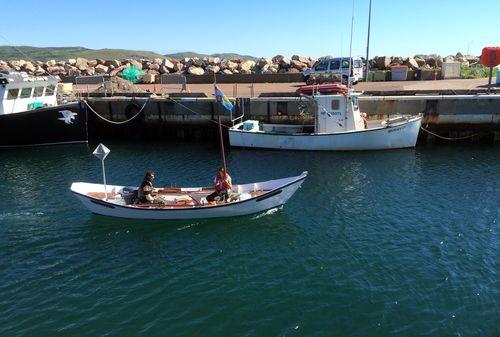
92 143 111 200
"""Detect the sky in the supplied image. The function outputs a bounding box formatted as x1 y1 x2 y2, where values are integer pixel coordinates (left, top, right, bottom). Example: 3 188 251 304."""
1 0 499 58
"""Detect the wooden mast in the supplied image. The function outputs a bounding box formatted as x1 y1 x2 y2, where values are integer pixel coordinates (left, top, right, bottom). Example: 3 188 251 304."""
214 72 227 172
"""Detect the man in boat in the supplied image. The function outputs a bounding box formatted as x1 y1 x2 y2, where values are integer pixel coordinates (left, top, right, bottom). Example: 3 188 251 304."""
137 170 160 203
206 167 232 204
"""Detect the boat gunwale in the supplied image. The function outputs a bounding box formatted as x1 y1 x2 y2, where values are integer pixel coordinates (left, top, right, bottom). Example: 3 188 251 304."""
71 172 307 212
229 115 422 137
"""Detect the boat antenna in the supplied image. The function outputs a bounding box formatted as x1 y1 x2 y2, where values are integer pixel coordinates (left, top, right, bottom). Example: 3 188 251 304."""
213 73 227 172
365 0 372 82
348 0 355 92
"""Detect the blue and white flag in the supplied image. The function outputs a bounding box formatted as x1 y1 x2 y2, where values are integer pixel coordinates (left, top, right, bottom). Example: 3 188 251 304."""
214 85 234 111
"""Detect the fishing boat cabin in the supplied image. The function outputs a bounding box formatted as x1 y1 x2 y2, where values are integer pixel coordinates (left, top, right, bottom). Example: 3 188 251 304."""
0 71 59 115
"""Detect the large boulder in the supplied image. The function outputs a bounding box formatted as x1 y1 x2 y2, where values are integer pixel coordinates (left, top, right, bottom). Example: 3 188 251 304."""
95 64 109 74
225 60 238 71
85 67 95 76
159 65 169 74
22 62 36 73
128 59 143 69
162 58 175 70
34 67 47 76
426 57 437 67
76 57 88 71
47 66 65 75
192 58 204 67
444 55 455 63
263 64 279 74
105 59 121 68
68 59 76 65
239 60 255 72
87 60 98 68
414 57 426 67
173 62 184 72
187 66 204 75
46 59 57 67
205 65 220 74
147 63 160 71
375 56 391 69
257 57 272 69
110 65 126 77
391 56 404 65
290 59 307 71
292 55 310 64
307 57 318 68
67 67 81 76
404 57 419 70
222 69 233 75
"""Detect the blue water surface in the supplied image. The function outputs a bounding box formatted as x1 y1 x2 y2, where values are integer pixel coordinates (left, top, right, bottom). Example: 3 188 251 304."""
0 142 498 337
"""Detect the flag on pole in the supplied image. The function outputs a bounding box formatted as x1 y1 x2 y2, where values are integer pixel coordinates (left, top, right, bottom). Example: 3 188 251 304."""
214 85 234 111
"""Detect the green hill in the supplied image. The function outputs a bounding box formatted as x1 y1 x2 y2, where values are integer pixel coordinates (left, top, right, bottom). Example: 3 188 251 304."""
0 46 165 61
0 45 259 62
165 51 258 61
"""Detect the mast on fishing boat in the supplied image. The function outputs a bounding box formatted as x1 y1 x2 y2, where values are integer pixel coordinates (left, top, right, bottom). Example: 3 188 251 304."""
365 0 372 82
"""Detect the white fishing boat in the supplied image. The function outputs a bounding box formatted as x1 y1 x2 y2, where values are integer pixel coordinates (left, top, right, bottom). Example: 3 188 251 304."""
71 172 307 220
228 84 422 151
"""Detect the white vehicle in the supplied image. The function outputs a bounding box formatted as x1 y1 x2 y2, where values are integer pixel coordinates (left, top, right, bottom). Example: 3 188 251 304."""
71 172 307 220
303 57 363 84
228 84 422 151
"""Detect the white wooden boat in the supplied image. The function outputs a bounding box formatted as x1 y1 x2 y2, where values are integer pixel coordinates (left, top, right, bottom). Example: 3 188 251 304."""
229 85 422 151
71 171 307 220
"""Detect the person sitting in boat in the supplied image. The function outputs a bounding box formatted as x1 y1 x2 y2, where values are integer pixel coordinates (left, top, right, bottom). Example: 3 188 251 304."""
206 167 232 204
137 170 158 203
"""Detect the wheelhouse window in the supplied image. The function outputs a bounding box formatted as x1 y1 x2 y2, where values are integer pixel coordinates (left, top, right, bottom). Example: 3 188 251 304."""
20 87 33 99
352 96 359 110
314 61 328 71
45 85 55 96
33 86 44 98
331 99 340 110
354 60 362 68
7 88 19 100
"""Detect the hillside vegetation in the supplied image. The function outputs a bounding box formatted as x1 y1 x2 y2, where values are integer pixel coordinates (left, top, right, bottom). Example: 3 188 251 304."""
0 46 257 61
0 46 165 61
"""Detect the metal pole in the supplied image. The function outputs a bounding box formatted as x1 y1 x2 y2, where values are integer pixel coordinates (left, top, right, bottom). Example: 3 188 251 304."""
101 160 108 200
365 0 372 82
487 51 495 94
347 0 355 89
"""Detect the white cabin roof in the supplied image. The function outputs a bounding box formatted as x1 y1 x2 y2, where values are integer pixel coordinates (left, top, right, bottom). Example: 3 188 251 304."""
0 71 60 89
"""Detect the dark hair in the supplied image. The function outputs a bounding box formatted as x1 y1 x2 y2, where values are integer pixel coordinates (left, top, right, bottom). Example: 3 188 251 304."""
145 170 154 179
218 167 225 172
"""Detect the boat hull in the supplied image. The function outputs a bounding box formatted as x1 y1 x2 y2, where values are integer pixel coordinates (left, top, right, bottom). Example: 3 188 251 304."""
71 172 307 220
0 101 87 148
229 116 422 151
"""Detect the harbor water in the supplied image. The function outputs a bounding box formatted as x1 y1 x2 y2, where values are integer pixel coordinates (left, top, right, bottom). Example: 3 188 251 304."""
0 142 498 336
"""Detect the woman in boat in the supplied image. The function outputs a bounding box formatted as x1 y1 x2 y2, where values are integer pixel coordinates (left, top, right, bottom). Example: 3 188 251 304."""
137 170 158 203
206 167 232 203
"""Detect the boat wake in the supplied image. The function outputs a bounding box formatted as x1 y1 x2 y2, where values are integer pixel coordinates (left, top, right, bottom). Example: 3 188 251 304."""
0 211 45 220
251 206 283 220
